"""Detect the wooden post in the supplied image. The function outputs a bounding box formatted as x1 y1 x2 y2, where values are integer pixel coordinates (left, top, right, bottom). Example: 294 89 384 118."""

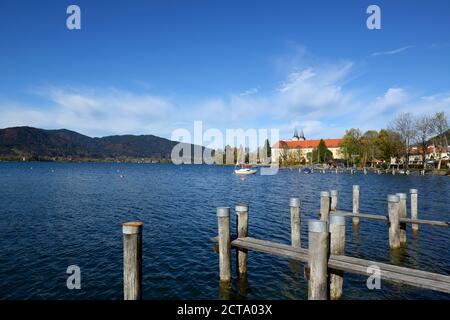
329 215 346 300
236 203 248 277
388 195 401 249
320 191 331 222
217 207 231 282
410 189 419 231
123 221 144 300
330 190 338 211
352 185 360 225
290 197 301 248
308 220 329 300
396 193 407 244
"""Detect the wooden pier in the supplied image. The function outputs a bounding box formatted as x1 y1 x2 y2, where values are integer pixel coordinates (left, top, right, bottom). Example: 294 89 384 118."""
212 186 450 299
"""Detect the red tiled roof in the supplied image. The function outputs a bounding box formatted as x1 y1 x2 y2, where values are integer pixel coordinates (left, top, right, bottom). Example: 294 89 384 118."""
272 139 342 149
409 146 439 155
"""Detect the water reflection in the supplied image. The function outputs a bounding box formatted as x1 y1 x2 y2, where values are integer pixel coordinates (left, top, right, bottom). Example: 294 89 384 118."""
218 281 231 300
351 223 362 256
389 246 407 265
237 275 249 299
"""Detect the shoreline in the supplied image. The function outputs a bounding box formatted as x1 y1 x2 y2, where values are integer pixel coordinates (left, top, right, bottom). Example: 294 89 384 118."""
1 160 449 175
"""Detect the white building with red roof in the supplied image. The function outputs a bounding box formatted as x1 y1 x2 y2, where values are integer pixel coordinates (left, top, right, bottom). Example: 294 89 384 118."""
272 129 343 163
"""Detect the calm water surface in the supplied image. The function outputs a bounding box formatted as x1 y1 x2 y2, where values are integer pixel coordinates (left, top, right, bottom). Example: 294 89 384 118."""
0 162 449 299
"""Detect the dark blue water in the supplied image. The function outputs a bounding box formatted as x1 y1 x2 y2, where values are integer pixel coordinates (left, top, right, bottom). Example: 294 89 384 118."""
0 162 448 300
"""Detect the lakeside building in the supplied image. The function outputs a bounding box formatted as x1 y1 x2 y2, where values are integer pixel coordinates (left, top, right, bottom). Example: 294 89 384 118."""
398 145 449 166
271 129 343 164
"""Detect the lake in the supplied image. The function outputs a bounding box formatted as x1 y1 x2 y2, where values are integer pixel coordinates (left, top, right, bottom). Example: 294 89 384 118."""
0 162 449 300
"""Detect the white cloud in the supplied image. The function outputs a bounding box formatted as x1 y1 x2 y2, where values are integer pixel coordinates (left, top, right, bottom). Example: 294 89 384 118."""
1 52 449 142
0 87 175 137
371 45 414 57
275 62 357 119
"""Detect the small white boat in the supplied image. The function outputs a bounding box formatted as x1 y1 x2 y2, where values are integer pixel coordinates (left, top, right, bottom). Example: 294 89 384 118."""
234 163 257 175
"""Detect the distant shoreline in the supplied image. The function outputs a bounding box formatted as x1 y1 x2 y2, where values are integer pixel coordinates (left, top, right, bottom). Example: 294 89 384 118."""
1 159 449 176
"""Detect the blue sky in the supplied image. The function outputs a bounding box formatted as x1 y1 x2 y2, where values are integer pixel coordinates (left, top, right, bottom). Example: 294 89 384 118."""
0 0 449 143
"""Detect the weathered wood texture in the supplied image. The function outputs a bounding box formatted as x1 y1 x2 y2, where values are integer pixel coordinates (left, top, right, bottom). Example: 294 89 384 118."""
226 237 450 294
329 215 345 300
290 197 301 248
123 221 143 300
352 185 360 225
330 190 338 211
396 193 407 244
320 191 331 222
308 220 329 300
332 211 449 227
410 189 419 231
388 195 401 249
217 207 231 282
236 203 249 276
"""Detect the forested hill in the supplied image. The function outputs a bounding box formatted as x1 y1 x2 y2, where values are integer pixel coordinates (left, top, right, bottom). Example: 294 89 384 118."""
0 126 210 162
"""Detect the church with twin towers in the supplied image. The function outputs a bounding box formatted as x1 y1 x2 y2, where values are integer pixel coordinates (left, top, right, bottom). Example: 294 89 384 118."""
271 128 343 163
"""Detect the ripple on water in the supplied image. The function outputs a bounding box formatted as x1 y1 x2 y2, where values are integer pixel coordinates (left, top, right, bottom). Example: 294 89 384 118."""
0 162 448 300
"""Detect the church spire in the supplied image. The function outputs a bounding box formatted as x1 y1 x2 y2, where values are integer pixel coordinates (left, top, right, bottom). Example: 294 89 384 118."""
293 128 299 139
299 129 305 141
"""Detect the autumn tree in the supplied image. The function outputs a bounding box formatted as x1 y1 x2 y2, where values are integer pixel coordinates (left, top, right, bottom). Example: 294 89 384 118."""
390 113 416 169
361 130 380 166
414 115 434 169
341 128 362 166
431 111 449 169
376 129 403 163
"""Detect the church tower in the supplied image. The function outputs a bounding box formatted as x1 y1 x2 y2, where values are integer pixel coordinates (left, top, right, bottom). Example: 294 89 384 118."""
292 128 300 141
298 129 306 141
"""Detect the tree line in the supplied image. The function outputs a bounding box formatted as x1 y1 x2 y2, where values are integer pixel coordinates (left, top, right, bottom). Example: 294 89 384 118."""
341 111 449 169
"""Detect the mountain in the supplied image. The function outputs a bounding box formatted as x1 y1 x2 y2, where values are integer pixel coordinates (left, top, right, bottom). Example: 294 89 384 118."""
0 126 211 162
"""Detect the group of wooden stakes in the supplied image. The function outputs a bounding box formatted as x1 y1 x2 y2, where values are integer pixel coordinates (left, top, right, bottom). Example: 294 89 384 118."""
214 186 450 300
119 186 449 300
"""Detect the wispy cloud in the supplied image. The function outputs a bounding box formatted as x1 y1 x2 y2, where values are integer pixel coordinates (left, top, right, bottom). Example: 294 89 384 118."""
1 48 449 141
239 87 258 96
0 87 176 137
371 45 414 57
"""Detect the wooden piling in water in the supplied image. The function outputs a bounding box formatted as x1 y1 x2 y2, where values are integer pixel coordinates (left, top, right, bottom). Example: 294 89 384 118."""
320 191 331 222
396 193 407 244
290 197 301 248
217 207 231 282
388 195 401 249
329 215 346 300
410 189 419 231
236 203 248 277
352 185 360 225
308 220 329 300
330 190 338 212
123 221 144 300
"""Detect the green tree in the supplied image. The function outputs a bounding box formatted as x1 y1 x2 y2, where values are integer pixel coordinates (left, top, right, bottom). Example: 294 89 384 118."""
376 129 403 163
311 139 333 163
259 139 272 164
341 128 362 166
361 130 380 166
